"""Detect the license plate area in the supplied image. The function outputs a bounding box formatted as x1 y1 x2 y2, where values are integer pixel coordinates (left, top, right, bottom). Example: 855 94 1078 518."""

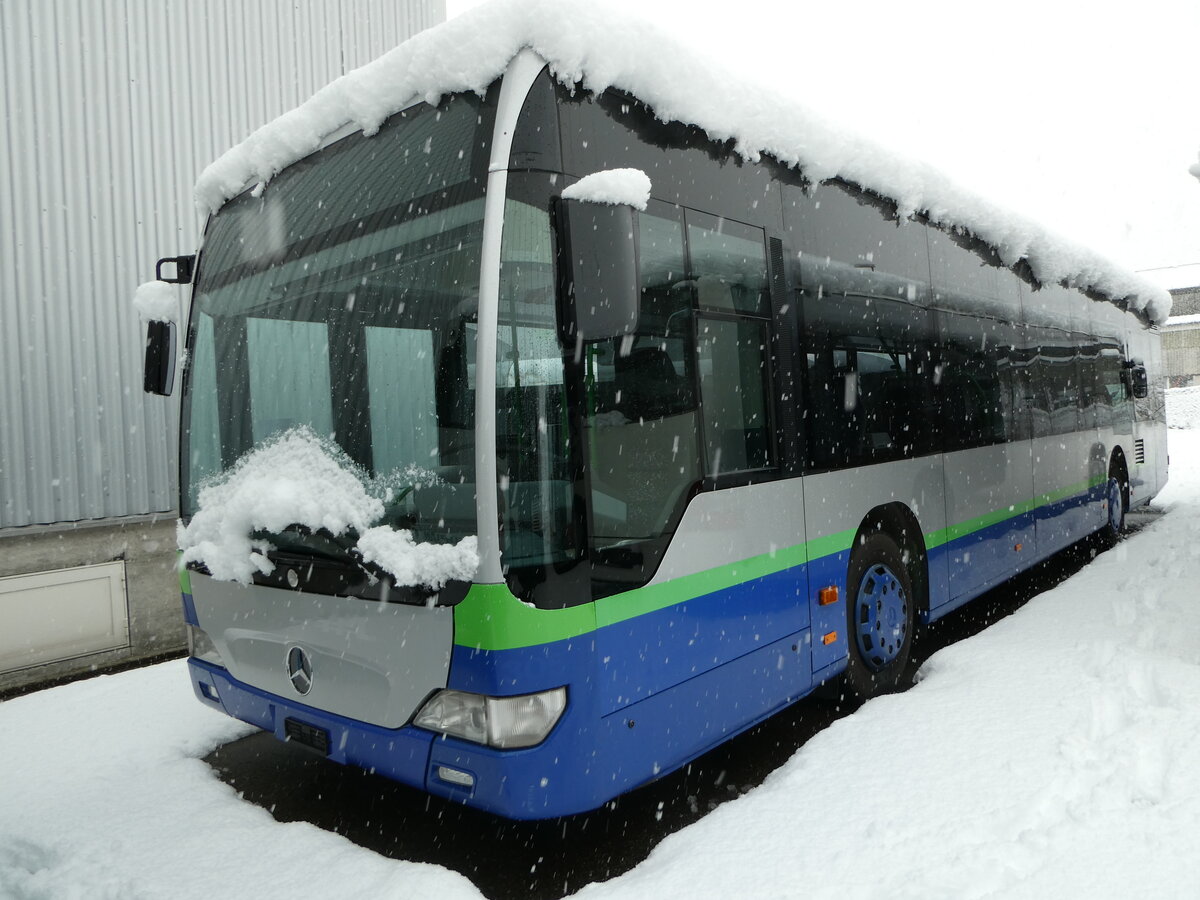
284 717 330 756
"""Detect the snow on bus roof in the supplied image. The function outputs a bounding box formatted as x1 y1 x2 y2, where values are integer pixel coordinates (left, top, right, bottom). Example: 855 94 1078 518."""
193 0 1171 324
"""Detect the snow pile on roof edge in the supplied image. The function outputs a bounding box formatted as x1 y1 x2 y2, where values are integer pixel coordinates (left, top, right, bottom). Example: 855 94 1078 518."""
193 0 1170 324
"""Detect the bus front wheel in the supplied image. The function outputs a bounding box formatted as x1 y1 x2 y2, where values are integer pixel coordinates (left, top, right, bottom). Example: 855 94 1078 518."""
844 532 915 701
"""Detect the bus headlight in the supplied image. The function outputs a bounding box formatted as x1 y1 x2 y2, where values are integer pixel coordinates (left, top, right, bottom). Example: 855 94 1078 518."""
414 687 567 749
186 624 224 667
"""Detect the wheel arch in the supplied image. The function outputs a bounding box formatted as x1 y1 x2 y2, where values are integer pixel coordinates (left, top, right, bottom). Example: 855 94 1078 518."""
852 502 930 617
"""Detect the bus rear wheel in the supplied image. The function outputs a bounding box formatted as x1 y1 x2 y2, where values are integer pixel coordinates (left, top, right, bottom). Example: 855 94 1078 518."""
844 532 915 701
1097 471 1127 548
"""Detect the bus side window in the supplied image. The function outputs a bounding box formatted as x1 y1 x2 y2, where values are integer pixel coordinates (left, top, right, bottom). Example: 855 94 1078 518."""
1098 347 1127 424
936 314 1011 450
696 316 772 475
802 279 935 470
1038 337 1081 436
687 211 770 318
686 214 773 476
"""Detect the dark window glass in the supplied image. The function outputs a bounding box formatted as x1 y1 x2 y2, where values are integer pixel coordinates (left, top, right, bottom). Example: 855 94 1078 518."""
1014 329 1048 438
697 316 772 475
555 83 782 230
496 196 574 572
936 314 1018 449
687 212 769 316
928 228 1023 319
1030 332 1081 437
510 66 562 172
583 206 701 579
802 281 936 469
785 181 932 285
1077 343 1105 430
1098 346 1130 430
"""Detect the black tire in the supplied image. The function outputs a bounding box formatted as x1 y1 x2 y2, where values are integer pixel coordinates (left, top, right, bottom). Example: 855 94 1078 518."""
844 531 916 701
1096 466 1128 549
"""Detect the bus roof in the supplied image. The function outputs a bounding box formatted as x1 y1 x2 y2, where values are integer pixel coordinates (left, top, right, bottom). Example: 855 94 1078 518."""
194 0 1171 324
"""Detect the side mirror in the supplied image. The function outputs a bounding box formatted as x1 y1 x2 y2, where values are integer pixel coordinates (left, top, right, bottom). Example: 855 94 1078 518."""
144 319 176 396
156 255 196 284
556 198 639 343
1130 364 1149 399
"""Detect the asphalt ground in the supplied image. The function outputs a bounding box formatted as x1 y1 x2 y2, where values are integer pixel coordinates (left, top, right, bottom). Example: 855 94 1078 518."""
205 511 1160 900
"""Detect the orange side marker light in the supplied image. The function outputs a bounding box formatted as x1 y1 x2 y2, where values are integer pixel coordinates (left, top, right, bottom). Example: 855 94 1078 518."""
818 586 840 606
1014 543 1023 552
822 631 838 645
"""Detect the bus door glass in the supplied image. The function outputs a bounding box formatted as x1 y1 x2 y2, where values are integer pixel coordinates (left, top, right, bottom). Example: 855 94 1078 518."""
687 211 773 478
582 203 700 593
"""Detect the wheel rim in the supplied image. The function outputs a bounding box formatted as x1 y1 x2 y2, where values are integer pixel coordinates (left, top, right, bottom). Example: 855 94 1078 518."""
854 562 909 671
1106 477 1123 534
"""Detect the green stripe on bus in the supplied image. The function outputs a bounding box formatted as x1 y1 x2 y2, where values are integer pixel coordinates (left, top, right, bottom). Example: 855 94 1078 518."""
455 477 1107 652
924 476 1105 549
179 555 191 595
455 536 834 651
452 583 599 650
593 540 810 630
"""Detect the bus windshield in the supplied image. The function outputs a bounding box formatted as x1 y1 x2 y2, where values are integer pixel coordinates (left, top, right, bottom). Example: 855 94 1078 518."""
181 91 494 554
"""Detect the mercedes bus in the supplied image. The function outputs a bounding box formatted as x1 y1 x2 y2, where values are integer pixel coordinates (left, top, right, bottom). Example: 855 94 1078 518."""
143 45 1167 820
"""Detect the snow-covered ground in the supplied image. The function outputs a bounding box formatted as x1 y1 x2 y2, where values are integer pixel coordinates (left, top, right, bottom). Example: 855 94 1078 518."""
1167 386 1200 430
3 428 1198 899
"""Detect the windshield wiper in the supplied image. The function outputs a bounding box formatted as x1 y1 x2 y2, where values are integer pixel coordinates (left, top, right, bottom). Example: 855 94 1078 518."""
253 526 359 567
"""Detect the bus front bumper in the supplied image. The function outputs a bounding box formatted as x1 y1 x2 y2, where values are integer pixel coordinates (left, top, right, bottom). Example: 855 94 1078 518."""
187 659 592 819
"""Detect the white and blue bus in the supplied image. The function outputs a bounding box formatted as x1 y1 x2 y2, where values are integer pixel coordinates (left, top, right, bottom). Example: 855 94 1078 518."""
146 49 1167 820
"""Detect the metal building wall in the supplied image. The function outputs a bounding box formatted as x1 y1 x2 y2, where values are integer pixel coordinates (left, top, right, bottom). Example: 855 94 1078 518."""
1163 325 1200 386
0 0 444 531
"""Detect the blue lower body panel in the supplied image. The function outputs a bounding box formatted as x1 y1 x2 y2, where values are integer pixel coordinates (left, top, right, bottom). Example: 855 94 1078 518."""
928 483 1104 619
426 625 814 818
189 660 434 788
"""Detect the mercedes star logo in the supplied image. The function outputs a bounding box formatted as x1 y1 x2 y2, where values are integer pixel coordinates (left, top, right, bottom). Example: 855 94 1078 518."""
286 646 313 695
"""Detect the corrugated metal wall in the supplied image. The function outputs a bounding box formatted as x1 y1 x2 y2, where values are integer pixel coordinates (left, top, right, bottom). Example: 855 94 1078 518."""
0 0 444 530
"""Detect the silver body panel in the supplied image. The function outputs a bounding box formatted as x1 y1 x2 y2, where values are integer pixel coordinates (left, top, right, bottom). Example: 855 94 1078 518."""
800 455 948 559
651 455 948 583
942 440 1035 597
191 573 452 729
650 478 807 583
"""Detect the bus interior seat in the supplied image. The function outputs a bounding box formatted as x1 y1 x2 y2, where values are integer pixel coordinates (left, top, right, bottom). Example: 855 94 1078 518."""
614 345 688 421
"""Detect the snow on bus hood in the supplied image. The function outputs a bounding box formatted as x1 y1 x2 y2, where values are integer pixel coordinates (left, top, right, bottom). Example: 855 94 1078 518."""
193 0 1170 324
177 426 478 589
